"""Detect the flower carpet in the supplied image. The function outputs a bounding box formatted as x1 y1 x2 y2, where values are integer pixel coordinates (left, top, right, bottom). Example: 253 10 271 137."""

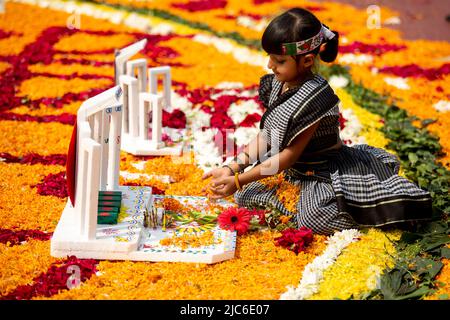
0 0 449 300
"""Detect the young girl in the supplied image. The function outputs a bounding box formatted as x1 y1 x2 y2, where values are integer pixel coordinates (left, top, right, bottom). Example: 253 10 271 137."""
201 8 432 235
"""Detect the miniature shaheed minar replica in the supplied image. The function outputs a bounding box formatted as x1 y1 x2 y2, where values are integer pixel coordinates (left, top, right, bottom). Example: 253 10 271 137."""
115 39 183 156
50 40 236 263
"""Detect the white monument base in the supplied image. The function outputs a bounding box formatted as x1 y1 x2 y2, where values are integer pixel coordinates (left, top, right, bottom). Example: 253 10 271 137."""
121 133 184 156
51 186 236 264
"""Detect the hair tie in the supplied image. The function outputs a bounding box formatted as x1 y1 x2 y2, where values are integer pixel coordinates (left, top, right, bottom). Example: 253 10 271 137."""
321 24 336 41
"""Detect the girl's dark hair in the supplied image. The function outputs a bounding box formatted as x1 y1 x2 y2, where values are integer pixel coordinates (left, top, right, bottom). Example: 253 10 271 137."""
262 8 339 63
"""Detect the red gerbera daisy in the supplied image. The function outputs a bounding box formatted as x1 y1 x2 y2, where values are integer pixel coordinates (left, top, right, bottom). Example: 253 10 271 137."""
218 207 252 235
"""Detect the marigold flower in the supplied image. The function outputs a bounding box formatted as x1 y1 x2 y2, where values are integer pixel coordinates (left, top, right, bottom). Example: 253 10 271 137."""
279 215 291 224
159 231 220 249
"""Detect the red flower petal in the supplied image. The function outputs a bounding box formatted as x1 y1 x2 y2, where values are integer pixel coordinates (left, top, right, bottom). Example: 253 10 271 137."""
274 227 314 254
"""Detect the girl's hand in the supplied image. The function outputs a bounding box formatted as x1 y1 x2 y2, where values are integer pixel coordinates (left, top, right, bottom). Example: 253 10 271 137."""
201 166 234 193
207 176 237 200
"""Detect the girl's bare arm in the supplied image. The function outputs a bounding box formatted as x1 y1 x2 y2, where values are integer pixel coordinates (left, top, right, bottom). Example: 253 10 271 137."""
227 131 270 173
238 122 319 186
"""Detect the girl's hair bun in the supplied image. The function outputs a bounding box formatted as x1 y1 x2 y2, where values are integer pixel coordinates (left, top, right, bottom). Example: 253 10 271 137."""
319 28 339 63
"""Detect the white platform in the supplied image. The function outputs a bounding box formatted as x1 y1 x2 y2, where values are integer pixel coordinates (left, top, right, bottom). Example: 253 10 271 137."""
51 187 236 264
121 133 184 156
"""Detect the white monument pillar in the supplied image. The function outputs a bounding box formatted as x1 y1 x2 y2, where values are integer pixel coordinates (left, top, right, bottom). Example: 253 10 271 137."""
114 39 147 85
126 59 148 93
106 104 122 191
139 92 164 148
74 121 91 237
120 75 139 138
100 109 110 190
148 66 172 112
82 138 101 240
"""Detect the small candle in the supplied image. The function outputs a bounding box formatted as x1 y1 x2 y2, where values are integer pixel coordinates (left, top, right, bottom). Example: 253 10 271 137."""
162 210 166 232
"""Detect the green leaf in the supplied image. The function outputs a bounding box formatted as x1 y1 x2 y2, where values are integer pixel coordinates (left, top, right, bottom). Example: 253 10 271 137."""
421 221 448 234
379 269 404 299
413 258 443 280
420 234 450 252
438 294 449 300
393 286 431 300
399 232 423 244
196 215 218 225
421 119 437 127
441 247 450 259
358 289 380 300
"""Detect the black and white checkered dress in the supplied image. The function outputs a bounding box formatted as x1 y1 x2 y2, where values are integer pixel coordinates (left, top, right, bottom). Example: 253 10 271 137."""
234 73 432 235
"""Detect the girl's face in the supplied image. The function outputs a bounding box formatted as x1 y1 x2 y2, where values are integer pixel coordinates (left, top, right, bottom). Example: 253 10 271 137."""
267 53 313 83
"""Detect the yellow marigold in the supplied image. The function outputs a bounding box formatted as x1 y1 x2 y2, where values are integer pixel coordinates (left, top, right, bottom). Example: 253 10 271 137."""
119 152 146 173
260 173 285 189
118 176 169 192
0 121 73 156
279 215 292 224
144 155 197 182
260 172 300 213
11 101 82 117
0 3 68 56
18 76 111 100
97 0 401 46
349 65 450 168
0 240 61 297
159 37 263 88
276 180 300 214
0 61 10 74
0 2 133 59
159 231 220 250
309 228 401 300
53 33 135 53
160 198 186 213
53 53 114 63
0 163 66 231
42 230 327 300
165 170 212 196
373 40 450 69
28 62 114 78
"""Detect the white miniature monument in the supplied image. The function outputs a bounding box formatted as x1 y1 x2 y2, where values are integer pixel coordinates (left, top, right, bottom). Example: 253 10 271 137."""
50 41 236 263
115 39 183 156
